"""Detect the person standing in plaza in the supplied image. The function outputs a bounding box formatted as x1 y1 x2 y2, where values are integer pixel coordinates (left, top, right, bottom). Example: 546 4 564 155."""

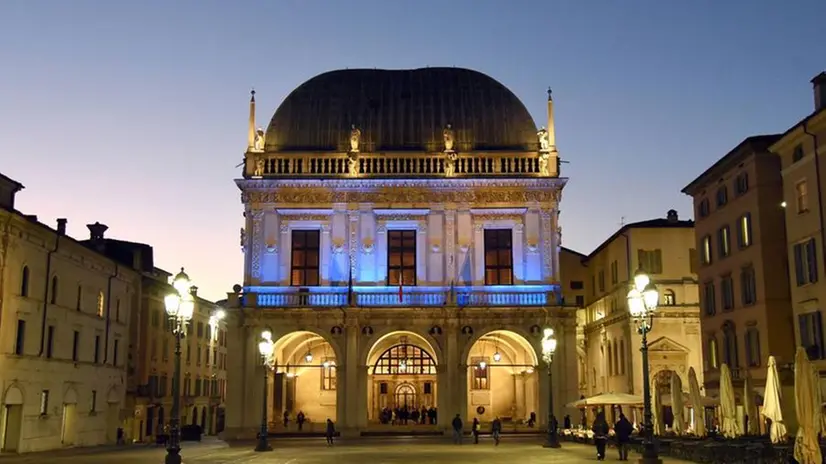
613 413 633 461
325 418 335 446
592 412 610 461
451 414 463 444
472 418 480 444
491 417 502 446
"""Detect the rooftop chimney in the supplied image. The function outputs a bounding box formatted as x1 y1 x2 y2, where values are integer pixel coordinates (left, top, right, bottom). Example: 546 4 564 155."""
87 222 108 241
813 72 826 112
56 218 67 235
666 209 679 223
190 286 199 297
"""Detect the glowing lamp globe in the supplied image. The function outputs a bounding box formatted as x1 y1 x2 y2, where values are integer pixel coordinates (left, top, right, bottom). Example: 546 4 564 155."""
627 288 644 317
164 293 180 316
172 267 191 295
642 283 659 310
493 352 502 362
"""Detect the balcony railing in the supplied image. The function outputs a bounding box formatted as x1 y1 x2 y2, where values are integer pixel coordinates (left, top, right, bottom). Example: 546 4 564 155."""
244 285 560 308
246 151 555 178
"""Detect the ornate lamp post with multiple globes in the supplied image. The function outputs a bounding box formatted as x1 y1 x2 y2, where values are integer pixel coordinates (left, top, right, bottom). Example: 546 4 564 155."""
541 327 560 448
163 268 195 464
255 330 275 452
626 268 662 464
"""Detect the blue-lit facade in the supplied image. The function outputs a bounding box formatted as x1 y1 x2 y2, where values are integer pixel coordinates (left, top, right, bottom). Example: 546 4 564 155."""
224 68 580 439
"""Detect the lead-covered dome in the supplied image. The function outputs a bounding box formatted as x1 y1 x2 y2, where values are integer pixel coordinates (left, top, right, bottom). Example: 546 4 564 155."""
265 67 539 153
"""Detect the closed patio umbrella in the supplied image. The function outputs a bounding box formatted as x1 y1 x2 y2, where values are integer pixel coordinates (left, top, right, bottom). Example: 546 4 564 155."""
811 364 826 434
719 364 740 438
794 347 822 464
688 367 706 437
653 381 664 435
761 355 787 443
743 374 759 435
671 373 685 435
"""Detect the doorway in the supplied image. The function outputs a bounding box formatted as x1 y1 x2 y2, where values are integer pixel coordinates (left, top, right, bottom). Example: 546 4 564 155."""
61 404 76 446
395 383 417 409
2 405 22 452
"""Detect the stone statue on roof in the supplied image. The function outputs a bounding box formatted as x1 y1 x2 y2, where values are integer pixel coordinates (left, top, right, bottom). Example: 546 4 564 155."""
253 128 266 152
443 124 455 152
537 127 550 151
350 125 361 152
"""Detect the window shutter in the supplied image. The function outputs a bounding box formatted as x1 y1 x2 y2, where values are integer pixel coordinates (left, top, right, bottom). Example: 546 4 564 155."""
794 244 805 286
654 249 663 274
807 239 819 283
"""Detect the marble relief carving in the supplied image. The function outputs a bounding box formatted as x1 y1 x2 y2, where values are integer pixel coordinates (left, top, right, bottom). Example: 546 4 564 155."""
445 212 455 275
540 210 553 273
348 211 359 273
250 210 264 279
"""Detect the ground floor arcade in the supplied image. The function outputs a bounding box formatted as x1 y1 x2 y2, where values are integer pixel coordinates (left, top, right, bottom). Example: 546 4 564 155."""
223 306 579 438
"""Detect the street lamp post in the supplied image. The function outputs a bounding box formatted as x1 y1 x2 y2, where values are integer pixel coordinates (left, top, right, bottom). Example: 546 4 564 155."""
626 268 662 464
163 268 195 464
541 327 560 448
255 330 274 452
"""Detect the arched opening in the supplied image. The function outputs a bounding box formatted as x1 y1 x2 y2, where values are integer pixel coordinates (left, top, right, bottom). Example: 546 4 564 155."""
266 331 338 428
466 330 539 424
654 369 676 430
2 385 23 452
365 331 439 425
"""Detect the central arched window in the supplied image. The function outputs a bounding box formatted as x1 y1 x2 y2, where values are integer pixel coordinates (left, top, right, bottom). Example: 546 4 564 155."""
373 344 436 375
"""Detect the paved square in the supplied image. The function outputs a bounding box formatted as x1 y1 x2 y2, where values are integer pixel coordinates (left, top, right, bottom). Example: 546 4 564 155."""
0 438 694 463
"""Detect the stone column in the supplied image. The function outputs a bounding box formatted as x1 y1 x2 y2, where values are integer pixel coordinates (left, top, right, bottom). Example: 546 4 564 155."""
472 223 484 286
249 210 264 285
376 224 388 284
320 224 332 285
224 322 259 440
348 209 360 282
279 222 290 286
444 208 456 285
343 320 360 435
540 209 554 283
416 220 428 285
513 223 525 284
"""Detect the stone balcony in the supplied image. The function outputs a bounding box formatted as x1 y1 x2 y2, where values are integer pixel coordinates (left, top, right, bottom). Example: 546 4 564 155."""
245 151 558 179
233 284 561 308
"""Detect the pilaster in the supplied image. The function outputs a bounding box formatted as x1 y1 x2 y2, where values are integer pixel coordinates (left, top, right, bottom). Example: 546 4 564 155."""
472 222 484 286
444 208 456 284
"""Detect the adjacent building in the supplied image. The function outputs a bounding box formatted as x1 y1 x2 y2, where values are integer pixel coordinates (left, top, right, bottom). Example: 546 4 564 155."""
0 173 138 453
225 67 578 438
771 72 826 376
83 230 229 443
681 135 795 396
572 211 702 424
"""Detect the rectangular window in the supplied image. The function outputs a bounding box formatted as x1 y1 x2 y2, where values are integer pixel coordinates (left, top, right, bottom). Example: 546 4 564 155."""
716 187 728 207
471 357 490 390
321 359 336 391
735 173 749 196
610 260 618 284
14 319 25 355
794 239 819 286
72 330 79 361
46 325 55 358
701 236 712 265
717 226 731 259
793 144 805 163
483 229 513 285
575 295 585 307
388 230 417 285
90 390 97 412
796 180 809 213
76 285 82 311
703 281 716 316
94 335 101 363
570 281 583 290
745 328 761 367
638 249 663 274
698 198 710 218
737 213 753 249
721 275 734 311
290 230 320 286
799 311 824 360
97 291 105 317
113 339 119 366
40 390 49 415
598 270 605 292
741 266 757 306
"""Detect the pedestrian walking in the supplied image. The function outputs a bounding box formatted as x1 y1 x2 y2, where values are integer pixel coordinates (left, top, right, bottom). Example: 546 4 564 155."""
451 414 463 444
491 416 502 446
325 418 335 445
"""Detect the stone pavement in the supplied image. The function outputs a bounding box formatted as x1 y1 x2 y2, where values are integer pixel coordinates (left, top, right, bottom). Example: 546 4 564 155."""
0 437 695 463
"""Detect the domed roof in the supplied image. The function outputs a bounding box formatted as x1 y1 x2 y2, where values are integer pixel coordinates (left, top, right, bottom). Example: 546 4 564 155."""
265 67 539 153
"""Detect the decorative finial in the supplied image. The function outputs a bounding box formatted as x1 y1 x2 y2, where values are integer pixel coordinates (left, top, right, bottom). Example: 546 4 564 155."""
547 87 553 101
250 88 256 102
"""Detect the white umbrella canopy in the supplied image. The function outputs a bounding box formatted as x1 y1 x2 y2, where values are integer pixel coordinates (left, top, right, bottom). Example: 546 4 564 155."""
671 373 685 435
689 367 707 437
762 355 787 443
812 365 826 435
794 347 822 464
653 381 664 435
743 374 760 435
719 364 740 438
567 392 643 408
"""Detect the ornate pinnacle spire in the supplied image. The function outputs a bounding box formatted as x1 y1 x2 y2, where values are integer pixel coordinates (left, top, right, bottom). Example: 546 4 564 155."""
547 87 553 101
250 88 256 102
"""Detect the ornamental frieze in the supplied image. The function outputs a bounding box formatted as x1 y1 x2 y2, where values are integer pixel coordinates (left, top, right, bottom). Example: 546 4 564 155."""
241 188 560 205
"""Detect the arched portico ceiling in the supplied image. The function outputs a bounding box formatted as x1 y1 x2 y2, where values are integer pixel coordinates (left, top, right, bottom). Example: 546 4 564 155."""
366 330 440 366
467 330 539 366
272 330 338 367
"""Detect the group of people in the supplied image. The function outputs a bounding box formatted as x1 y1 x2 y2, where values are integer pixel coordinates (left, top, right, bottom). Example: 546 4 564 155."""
590 412 634 461
281 410 336 445
450 414 504 445
378 405 438 425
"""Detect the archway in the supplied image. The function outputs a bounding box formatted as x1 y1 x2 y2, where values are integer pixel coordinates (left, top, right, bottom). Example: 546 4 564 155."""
365 331 439 424
266 331 338 427
465 330 539 424
2 385 23 452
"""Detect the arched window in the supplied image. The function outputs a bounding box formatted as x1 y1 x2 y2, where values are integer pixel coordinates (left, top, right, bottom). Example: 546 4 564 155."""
606 343 613 376
619 339 626 375
372 344 435 375
50 276 59 305
722 321 739 368
20 266 30 297
97 291 105 317
663 289 676 306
